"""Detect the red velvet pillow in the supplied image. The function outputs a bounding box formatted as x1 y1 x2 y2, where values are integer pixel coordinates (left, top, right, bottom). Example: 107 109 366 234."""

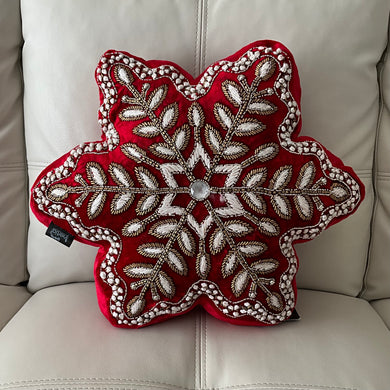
31 41 364 328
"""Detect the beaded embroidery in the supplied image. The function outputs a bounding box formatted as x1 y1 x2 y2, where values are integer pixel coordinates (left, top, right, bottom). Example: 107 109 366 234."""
31 41 364 327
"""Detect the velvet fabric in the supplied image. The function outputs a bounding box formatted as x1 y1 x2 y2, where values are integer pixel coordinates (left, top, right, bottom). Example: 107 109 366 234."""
31 41 364 328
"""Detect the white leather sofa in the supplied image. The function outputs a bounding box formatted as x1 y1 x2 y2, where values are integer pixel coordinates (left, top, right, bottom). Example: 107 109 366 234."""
1 1 390 389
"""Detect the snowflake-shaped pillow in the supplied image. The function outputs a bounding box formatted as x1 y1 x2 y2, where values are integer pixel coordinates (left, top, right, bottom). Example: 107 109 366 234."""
31 41 364 328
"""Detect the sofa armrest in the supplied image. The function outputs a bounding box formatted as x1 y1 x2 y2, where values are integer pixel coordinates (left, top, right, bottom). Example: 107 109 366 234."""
371 298 390 330
0 285 31 330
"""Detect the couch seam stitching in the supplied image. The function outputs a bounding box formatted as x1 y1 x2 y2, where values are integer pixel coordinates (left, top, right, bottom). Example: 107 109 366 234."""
204 313 208 389
194 0 201 77
201 310 206 389
376 172 390 178
202 0 208 72
3 383 357 390
0 380 181 390
0 379 358 390
194 310 199 390
0 164 27 170
27 162 52 168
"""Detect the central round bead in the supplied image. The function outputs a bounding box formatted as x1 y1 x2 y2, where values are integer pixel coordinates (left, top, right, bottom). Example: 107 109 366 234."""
190 180 211 201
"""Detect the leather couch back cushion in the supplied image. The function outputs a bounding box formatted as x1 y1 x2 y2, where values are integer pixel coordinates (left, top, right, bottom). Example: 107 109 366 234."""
24 0 389 296
363 38 390 300
0 0 27 285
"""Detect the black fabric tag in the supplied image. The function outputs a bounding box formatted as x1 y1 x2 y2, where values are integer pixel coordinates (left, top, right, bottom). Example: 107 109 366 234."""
287 309 301 321
45 222 74 247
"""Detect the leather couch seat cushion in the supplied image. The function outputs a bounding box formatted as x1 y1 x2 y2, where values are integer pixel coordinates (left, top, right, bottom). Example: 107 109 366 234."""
0 285 31 330
0 283 389 390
